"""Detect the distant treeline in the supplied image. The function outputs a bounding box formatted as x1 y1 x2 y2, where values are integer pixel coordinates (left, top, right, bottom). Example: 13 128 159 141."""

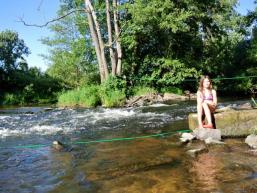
1 0 257 106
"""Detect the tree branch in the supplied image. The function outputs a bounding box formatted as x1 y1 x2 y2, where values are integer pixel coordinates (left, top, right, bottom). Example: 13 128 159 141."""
17 9 85 27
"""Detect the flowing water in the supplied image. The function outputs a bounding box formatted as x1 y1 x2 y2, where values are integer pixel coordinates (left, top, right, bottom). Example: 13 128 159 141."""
0 100 257 193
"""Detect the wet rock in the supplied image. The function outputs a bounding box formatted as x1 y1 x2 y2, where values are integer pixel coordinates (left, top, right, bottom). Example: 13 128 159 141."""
247 149 257 156
180 132 196 143
125 92 194 107
188 109 257 137
193 128 221 141
204 137 225 145
52 141 72 152
163 93 187 101
245 134 257 149
184 90 197 100
43 108 53 111
215 106 235 113
125 94 162 107
186 147 208 158
235 102 253 110
52 141 64 151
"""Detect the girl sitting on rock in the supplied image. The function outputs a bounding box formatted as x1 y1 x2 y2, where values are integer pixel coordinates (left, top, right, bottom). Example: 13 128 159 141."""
197 75 217 129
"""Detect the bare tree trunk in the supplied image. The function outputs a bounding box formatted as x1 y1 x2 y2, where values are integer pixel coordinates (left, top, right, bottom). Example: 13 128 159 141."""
84 2 105 82
113 0 122 75
86 0 109 80
106 0 117 76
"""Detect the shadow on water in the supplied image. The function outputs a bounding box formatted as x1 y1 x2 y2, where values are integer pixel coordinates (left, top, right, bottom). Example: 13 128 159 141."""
0 100 257 192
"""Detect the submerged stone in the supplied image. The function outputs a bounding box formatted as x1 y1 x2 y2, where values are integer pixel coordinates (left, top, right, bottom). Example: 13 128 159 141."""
186 147 208 158
52 140 72 152
204 137 225 145
245 134 257 149
180 132 196 142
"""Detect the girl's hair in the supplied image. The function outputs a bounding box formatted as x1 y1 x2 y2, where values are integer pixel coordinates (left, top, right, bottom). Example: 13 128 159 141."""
198 75 212 92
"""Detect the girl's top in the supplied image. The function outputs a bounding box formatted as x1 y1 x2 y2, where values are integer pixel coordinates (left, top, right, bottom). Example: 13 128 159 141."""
201 90 213 101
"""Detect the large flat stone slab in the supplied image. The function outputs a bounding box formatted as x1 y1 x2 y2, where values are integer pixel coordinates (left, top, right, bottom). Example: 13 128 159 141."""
188 109 257 137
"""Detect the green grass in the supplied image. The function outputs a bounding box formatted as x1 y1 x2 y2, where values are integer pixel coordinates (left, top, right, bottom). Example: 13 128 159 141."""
160 87 183 95
132 86 157 96
99 89 126 107
58 84 126 108
58 85 101 107
2 93 21 105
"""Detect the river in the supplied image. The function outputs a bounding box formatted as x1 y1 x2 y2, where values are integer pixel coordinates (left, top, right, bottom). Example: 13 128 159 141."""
0 100 257 193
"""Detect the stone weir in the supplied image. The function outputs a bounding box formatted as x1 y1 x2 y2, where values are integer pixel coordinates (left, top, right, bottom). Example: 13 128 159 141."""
188 107 257 137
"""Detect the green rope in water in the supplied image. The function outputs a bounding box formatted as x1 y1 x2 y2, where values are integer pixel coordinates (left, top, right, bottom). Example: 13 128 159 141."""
0 129 191 149
72 129 190 145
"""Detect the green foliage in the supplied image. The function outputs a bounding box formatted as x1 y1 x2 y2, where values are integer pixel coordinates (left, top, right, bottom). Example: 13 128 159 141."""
251 97 257 107
2 0 256 108
121 0 246 92
0 29 62 105
42 1 98 88
58 76 127 108
99 76 126 107
132 86 157 96
150 58 198 86
22 83 36 102
58 85 101 107
0 30 30 72
160 87 183 95
99 89 126 107
3 93 21 105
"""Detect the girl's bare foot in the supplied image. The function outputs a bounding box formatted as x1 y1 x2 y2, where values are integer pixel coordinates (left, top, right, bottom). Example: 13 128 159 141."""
203 124 213 129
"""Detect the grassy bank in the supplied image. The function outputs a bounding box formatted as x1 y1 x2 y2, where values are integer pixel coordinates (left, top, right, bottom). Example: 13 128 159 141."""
57 83 183 108
58 84 126 108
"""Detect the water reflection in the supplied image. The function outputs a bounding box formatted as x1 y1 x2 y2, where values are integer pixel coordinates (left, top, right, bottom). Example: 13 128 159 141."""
190 152 222 192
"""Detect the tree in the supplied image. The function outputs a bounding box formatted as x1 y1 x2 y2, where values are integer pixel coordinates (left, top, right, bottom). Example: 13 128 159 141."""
0 30 30 72
41 0 123 83
84 0 123 81
120 0 245 88
41 1 99 88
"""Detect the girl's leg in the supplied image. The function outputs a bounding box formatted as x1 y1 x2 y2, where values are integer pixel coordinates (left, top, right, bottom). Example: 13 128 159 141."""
202 102 212 126
197 103 204 128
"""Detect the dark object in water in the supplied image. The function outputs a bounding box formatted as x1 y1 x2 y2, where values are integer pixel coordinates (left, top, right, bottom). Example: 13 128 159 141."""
52 141 73 152
52 140 64 151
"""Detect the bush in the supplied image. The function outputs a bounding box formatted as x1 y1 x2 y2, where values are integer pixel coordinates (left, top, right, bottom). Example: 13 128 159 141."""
99 89 126 107
58 76 128 108
58 85 101 107
3 93 21 105
99 76 126 107
132 86 157 96
160 87 183 95
79 86 101 107
58 90 80 107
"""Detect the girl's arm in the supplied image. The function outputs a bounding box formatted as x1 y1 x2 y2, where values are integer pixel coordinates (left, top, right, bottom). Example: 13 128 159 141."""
197 91 204 128
212 89 217 106
197 91 203 105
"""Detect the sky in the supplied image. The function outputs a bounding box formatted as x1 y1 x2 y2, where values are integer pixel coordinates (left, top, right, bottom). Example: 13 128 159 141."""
0 0 256 72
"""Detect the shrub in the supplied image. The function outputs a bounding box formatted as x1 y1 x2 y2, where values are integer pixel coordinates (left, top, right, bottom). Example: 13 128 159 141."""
99 76 126 107
132 86 157 96
58 85 101 107
79 86 101 107
3 93 21 105
160 87 183 95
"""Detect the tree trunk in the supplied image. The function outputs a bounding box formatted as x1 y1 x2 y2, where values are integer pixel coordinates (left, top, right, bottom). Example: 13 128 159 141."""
106 0 117 76
84 2 105 82
113 0 122 75
86 0 109 80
